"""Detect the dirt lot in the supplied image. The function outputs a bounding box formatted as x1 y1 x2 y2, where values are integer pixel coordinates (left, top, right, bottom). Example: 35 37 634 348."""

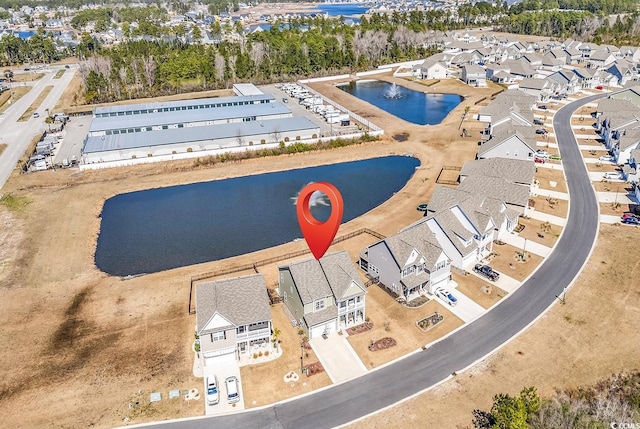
486 243 543 282
0 73 636 429
535 167 567 194
454 272 506 309
530 195 569 217
516 216 561 247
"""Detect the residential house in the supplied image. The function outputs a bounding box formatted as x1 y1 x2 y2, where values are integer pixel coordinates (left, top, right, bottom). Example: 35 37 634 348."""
564 46 582 65
478 123 537 163
457 174 532 215
500 59 535 79
518 77 555 102
588 49 617 69
606 60 637 86
423 195 497 269
360 222 451 302
461 64 486 86
608 86 640 105
278 251 366 339
414 57 448 80
196 274 272 366
624 149 640 184
460 157 536 188
547 69 581 95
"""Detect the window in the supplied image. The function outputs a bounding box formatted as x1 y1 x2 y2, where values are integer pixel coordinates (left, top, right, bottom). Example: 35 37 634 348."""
211 331 225 342
314 300 325 311
436 260 446 270
237 326 245 334
249 321 268 331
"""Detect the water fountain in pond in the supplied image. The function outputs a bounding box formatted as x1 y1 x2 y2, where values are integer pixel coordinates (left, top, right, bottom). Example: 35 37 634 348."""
291 183 330 207
384 82 403 99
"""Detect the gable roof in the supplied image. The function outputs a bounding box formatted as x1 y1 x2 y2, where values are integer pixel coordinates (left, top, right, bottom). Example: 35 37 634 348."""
457 175 531 208
385 221 445 271
460 158 536 185
319 251 365 300
196 274 271 334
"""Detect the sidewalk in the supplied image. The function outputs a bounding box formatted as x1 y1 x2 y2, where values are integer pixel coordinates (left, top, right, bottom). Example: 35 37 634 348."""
534 188 569 201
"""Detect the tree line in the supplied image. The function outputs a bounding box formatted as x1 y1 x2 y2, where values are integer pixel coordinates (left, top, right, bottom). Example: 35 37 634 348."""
77 20 440 104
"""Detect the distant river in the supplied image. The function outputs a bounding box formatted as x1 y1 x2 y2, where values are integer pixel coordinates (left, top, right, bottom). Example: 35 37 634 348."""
95 156 420 276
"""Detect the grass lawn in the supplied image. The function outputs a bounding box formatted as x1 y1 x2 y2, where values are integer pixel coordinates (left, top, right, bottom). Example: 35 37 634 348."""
347 286 464 369
0 86 32 114
487 243 543 282
53 69 65 79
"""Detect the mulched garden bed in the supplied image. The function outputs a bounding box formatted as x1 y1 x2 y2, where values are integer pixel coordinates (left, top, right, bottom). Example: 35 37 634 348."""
368 337 396 351
305 361 324 377
346 322 373 336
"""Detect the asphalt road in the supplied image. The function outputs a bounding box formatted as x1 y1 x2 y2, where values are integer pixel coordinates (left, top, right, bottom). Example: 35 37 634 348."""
0 65 77 191
133 94 606 429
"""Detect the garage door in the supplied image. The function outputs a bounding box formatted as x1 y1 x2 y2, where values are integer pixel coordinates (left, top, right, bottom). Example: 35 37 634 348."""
310 321 335 339
204 350 236 369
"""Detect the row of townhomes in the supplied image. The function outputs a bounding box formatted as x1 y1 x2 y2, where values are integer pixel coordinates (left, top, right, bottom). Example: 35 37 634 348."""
595 86 640 202
412 33 640 95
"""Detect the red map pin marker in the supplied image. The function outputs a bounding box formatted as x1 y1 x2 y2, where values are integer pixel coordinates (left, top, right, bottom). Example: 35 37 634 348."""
296 182 344 260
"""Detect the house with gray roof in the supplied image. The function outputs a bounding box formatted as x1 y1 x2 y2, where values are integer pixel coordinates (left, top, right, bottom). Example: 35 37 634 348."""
278 251 366 339
478 122 536 162
196 274 272 365
457 175 532 214
360 222 451 303
461 64 487 87
460 158 536 188
423 199 496 269
547 69 581 94
518 77 556 102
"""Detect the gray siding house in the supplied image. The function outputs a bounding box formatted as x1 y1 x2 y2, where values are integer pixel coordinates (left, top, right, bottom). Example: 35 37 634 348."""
361 221 451 302
278 251 366 339
196 274 272 366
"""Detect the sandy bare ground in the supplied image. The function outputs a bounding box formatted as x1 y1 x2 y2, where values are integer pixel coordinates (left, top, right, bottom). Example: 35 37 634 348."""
0 77 636 428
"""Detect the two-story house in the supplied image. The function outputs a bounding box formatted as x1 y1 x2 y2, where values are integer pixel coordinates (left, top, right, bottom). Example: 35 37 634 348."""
360 221 451 303
278 251 366 339
196 274 272 367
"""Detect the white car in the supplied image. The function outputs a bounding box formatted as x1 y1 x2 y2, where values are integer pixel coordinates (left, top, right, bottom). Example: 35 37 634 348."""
225 376 240 404
536 150 550 159
599 154 614 162
603 171 621 180
206 375 219 405
434 287 458 307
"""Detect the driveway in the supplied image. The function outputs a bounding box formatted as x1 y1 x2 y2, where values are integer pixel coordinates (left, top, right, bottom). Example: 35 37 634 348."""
310 332 367 384
202 357 244 415
439 288 485 323
528 209 567 226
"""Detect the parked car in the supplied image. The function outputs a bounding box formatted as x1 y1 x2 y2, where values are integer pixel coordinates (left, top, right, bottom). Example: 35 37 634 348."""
599 154 614 162
33 112 39 118
434 287 458 307
549 153 562 160
603 171 621 180
622 217 639 225
206 375 219 405
64 65 70 69
536 150 550 159
535 128 548 135
538 105 547 110
534 156 546 164
225 376 240 404
622 213 639 220
533 119 544 125
595 85 604 90
474 264 500 281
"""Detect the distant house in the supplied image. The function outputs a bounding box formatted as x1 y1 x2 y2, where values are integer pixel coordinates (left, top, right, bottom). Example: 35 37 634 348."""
588 49 617 69
518 77 555 102
461 64 486 87
360 222 451 302
196 274 272 366
547 70 581 94
415 57 448 80
606 60 637 86
278 251 366 339
478 125 537 163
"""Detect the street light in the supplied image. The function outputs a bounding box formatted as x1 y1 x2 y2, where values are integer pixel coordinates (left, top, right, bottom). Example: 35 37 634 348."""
300 341 304 374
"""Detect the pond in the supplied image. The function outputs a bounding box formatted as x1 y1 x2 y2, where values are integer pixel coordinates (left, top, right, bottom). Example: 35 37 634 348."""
337 80 463 125
95 156 420 276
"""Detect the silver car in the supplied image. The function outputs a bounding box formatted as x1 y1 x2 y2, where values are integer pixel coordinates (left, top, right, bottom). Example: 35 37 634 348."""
225 376 240 404
206 375 219 405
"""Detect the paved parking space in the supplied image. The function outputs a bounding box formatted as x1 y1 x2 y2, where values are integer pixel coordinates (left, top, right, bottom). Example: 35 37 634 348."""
588 171 624 182
310 332 367 384
203 357 245 416
601 214 623 224
438 288 485 323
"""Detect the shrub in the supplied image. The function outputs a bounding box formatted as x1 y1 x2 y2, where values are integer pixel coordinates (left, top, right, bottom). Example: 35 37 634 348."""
187 147 193 152
261 139 266 144
131 155 137 159
264 350 269 356
296 136 300 140
258 351 263 357
284 137 290 142
172 150 177 154
298 328 304 336
253 353 258 359
147 153 152 157
365 316 370 322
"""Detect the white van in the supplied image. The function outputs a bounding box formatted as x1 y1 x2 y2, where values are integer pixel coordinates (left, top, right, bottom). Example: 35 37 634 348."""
225 376 240 404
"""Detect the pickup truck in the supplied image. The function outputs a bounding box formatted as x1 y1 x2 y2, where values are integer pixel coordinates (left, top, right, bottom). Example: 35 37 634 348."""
474 264 500 281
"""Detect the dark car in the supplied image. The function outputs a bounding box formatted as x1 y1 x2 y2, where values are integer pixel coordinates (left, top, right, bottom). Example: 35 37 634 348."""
474 264 500 281
533 119 544 125
64 65 70 69
622 217 639 225
535 129 548 135
538 105 547 110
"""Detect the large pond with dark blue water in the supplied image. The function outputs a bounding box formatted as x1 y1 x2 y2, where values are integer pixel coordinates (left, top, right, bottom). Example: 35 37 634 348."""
317 3 369 18
338 80 463 125
95 156 420 276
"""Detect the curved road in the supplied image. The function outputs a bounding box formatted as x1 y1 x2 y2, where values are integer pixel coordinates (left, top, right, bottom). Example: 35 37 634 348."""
142 94 605 429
